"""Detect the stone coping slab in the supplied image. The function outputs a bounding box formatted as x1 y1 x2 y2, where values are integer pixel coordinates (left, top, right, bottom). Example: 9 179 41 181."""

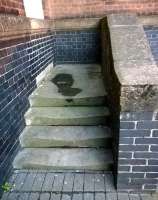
104 14 158 111
139 15 158 26
114 60 158 86
0 15 101 41
106 14 158 86
108 14 139 27
110 26 153 62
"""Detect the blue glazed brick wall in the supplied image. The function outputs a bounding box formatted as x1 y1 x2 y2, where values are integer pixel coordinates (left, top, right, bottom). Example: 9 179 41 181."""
0 32 55 193
55 30 101 64
0 29 101 193
144 26 158 64
117 111 158 192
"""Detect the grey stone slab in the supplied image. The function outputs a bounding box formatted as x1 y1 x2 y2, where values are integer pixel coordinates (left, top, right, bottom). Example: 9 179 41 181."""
14 170 29 173
129 194 141 200
110 25 153 61
24 106 109 126
95 193 106 200
72 193 83 200
94 173 105 192
20 126 111 148
50 193 61 200
114 60 158 86
104 173 116 192
18 192 29 200
7 192 19 200
0 192 9 200
29 193 40 200
29 67 106 107
84 193 94 200
13 172 28 191
84 174 95 192
21 172 37 191
32 173 46 191
62 173 75 192
61 194 72 200
118 193 129 200
140 194 153 200
13 148 113 171
108 14 138 26
49 64 101 74
40 193 50 200
73 173 84 192
52 173 64 192
120 85 158 112
42 173 55 191
106 193 117 200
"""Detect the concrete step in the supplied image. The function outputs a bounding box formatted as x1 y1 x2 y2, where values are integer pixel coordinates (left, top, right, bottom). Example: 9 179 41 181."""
25 107 109 126
20 126 112 148
29 75 106 107
48 64 102 76
13 148 113 170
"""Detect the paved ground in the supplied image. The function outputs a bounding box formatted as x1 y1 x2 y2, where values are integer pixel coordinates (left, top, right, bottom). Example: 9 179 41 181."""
0 170 157 200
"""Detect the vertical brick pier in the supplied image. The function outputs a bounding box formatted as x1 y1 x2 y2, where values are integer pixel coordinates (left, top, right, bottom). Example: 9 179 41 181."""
102 14 158 192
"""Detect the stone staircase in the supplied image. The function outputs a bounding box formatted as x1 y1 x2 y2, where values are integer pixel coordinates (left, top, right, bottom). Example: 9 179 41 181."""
13 64 113 170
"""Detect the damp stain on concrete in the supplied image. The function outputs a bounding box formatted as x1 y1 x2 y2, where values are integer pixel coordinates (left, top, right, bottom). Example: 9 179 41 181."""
66 99 73 103
52 73 82 96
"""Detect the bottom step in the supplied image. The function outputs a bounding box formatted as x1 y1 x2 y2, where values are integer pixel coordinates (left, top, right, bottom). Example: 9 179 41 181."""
13 148 113 170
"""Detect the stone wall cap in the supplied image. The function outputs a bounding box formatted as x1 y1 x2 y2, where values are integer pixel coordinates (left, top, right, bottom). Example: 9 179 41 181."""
115 60 158 86
109 25 153 61
106 14 158 87
108 13 139 27
138 15 158 26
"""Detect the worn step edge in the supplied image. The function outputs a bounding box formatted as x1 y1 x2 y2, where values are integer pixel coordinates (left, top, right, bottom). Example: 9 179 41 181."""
20 126 112 148
13 148 113 171
24 107 109 126
29 96 106 107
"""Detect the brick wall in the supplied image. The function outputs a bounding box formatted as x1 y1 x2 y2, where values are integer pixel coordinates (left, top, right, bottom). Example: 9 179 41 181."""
1 0 158 19
0 0 25 15
118 112 158 191
55 30 101 64
0 16 55 194
44 0 158 19
0 16 101 193
118 26 158 190
145 26 158 64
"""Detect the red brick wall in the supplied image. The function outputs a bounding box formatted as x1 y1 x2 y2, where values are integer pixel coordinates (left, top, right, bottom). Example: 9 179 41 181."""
44 0 158 19
0 0 25 15
1 0 158 19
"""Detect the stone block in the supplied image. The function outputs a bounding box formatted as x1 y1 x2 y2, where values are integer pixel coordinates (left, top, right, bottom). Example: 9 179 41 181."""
108 14 138 26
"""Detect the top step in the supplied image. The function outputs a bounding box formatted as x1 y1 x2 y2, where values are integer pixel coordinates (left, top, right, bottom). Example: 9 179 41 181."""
30 64 106 107
48 64 102 76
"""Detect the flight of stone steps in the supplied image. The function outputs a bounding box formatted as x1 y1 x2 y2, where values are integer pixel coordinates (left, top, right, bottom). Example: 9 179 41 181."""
13 64 113 170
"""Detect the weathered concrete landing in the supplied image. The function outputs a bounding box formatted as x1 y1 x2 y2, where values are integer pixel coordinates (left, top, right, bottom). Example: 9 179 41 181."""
13 148 113 170
30 64 106 106
1 170 156 200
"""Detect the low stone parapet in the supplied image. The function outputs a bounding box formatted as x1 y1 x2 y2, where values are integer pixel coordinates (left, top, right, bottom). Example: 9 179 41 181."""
101 14 158 192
